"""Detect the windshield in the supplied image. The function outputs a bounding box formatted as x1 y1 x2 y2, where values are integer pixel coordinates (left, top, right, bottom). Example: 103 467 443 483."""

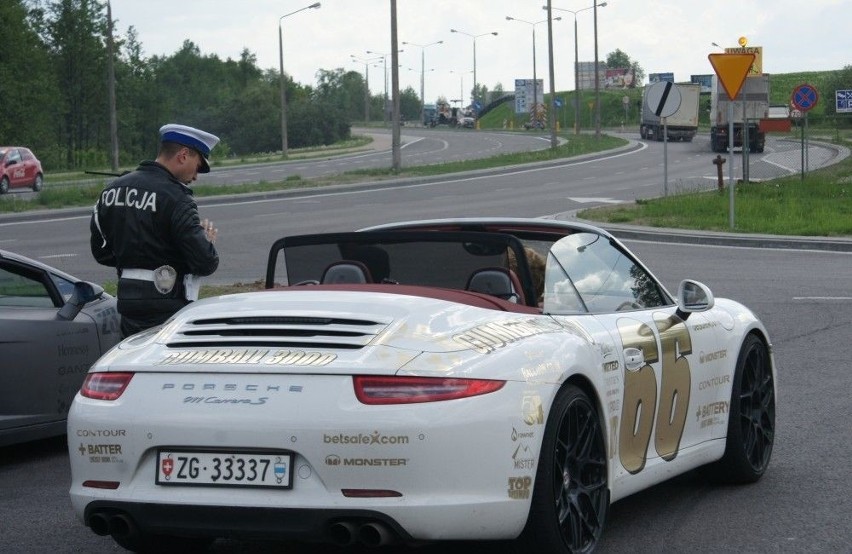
543 232 669 314
266 231 539 306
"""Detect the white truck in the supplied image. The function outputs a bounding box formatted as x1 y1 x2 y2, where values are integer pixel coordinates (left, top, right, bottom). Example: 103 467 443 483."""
640 83 700 142
710 74 769 153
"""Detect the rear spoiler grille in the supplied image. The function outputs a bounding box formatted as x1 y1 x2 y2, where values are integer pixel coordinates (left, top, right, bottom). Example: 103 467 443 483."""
166 315 391 349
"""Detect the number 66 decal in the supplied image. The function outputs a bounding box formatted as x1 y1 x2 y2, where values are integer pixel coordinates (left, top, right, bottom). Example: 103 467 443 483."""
617 313 693 474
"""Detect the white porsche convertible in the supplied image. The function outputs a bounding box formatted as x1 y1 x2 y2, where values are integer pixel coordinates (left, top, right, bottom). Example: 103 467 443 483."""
68 218 776 553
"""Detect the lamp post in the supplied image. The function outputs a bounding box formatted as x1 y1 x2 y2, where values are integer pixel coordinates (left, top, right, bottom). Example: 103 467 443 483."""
279 2 320 158
104 0 118 171
506 16 561 127
366 49 404 126
449 29 498 110
593 1 601 138
401 40 443 127
450 70 474 106
351 55 382 123
549 3 605 135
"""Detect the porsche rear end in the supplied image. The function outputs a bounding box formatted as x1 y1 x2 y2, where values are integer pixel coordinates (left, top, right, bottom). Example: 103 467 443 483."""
68 290 551 547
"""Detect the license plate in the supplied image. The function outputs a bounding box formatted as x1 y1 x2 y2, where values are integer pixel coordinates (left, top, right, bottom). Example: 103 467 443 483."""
156 449 292 488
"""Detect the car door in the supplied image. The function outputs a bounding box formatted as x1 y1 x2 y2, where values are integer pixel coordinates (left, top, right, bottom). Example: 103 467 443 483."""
542 232 726 477
19 148 36 184
5 149 26 187
0 260 101 442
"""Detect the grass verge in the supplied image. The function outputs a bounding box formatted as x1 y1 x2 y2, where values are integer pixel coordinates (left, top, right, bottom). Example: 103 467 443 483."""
579 139 852 237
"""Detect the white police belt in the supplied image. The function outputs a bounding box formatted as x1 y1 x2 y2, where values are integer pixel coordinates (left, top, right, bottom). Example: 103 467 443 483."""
122 265 178 295
121 266 200 301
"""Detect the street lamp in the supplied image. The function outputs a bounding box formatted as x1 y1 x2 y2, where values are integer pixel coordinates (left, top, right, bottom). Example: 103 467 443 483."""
506 16 561 126
401 40 443 127
279 2 320 157
549 3 606 135
449 29 498 110
351 55 382 123
450 69 474 107
366 49 404 126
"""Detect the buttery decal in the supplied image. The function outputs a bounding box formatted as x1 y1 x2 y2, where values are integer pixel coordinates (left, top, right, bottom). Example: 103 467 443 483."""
157 348 336 366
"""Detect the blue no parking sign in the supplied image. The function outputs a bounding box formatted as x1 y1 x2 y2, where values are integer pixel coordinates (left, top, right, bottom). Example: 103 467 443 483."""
837 90 852 114
792 84 819 112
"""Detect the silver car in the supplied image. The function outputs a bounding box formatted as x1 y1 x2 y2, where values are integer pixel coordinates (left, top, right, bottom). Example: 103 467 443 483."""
0 249 121 446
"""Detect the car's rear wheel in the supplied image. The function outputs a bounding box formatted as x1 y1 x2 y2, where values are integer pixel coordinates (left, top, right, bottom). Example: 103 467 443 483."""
704 333 775 483
32 173 43 192
518 384 609 554
0 176 9 194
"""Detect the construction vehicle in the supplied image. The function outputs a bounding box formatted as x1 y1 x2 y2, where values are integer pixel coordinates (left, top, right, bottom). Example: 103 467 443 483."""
710 74 769 153
639 83 700 141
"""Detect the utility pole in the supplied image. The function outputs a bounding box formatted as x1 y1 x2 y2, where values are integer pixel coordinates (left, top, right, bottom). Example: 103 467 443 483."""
390 0 401 171
106 0 119 172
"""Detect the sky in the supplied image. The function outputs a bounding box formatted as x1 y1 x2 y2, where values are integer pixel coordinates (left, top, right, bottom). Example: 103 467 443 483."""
107 0 850 104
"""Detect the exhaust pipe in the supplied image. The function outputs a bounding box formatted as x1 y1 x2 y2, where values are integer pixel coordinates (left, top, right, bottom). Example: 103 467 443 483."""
107 513 137 539
88 512 111 536
329 521 358 546
358 522 394 547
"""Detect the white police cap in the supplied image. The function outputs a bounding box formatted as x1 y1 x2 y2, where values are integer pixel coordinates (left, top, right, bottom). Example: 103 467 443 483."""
159 123 220 173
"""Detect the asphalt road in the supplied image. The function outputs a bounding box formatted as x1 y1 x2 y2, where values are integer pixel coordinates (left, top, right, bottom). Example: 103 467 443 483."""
1 131 850 553
2 242 850 554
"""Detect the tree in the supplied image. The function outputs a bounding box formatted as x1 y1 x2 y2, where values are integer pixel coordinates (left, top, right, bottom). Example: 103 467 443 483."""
399 86 420 122
46 0 111 168
0 0 60 160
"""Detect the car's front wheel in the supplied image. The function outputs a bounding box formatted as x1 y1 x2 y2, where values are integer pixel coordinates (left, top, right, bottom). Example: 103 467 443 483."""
518 384 609 553
0 176 9 194
704 333 775 483
32 173 43 192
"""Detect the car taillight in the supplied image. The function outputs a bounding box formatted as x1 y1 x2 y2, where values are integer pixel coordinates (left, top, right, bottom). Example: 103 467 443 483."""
81 372 134 400
353 376 505 405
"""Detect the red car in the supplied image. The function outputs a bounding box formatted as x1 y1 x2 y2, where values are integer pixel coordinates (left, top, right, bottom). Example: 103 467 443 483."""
0 147 44 193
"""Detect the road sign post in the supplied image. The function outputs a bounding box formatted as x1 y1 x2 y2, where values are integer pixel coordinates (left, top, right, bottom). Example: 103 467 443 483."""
708 53 756 229
792 83 819 181
645 81 682 197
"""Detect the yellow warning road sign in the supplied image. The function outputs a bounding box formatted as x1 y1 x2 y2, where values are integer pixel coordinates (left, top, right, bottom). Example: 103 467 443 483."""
708 53 756 100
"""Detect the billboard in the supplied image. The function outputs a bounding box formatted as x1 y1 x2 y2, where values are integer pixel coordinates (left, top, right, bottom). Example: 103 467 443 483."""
604 68 635 89
576 61 604 91
724 46 763 75
514 79 543 114
649 73 675 84
690 74 713 93
837 90 852 114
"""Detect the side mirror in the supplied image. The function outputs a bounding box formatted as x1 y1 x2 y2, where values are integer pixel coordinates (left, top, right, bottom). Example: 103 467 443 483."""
56 281 104 321
676 280 714 313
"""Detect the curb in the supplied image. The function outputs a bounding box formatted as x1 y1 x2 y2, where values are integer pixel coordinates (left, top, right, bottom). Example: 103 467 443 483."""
557 211 852 253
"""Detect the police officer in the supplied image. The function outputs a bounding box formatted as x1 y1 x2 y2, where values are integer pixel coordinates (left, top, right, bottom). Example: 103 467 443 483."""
91 124 220 337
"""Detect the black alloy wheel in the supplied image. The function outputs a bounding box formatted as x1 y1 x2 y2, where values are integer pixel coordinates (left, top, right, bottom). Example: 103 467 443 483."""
0 176 8 194
705 334 775 483
520 384 609 553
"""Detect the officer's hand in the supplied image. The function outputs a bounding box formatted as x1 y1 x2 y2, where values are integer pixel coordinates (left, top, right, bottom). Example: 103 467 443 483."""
202 218 217 244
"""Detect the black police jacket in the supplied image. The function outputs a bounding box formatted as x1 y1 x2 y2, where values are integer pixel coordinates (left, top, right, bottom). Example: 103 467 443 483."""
90 161 219 279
